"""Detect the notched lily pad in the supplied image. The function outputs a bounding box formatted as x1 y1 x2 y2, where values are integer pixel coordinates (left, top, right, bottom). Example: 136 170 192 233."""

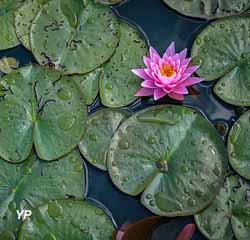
30 0 120 74
0 150 86 238
79 109 128 170
14 0 49 50
19 199 115 240
0 65 87 162
107 105 226 216
228 111 250 180
191 15 250 106
196 175 250 240
100 20 148 108
163 0 250 20
0 57 19 74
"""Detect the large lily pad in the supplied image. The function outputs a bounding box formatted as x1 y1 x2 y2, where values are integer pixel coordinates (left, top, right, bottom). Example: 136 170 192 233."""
14 0 49 50
228 111 250 180
100 20 148 108
0 65 87 162
19 199 115 240
79 109 128 170
107 105 226 216
191 15 250 106
0 150 86 239
163 0 250 20
0 0 24 50
30 0 120 74
195 175 250 240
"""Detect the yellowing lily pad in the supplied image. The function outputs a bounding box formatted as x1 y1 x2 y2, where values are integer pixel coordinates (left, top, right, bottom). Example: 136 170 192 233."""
0 150 86 239
30 0 120 74
78 109 128 170
228 111 250 180
191 15 250 106
107 105 226 216
0 65 87 162
19 200 115 240
0 57 19 74
196 175 250 240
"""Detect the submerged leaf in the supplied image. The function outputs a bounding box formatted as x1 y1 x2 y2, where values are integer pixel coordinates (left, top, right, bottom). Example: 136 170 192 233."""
176 224 196 240
107 105 226 216
19 200 115 240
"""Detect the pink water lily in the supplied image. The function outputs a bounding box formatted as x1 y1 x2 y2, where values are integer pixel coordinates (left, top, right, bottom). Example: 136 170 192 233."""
132 42 203 101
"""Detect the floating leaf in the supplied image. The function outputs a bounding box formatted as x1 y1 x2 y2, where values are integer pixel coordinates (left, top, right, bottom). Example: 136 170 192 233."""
196 175 250 240
30 0 120 74
191 15 250 106
79 109 128 171
162 0 250 20
0 57 19 74
19 200 115 240
228 111 250 180
0 150 86 238
14 0 49 50
0 65 87 162
95 0 124 5
107 105 226 216
100 20 148 107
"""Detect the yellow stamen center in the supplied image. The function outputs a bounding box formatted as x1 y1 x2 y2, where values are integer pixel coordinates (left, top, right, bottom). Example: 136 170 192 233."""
161 64 176 78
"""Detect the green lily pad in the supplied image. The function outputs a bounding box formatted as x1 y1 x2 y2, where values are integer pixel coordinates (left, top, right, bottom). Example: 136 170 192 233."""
162 0 250 20
0 65 87 162
30 0 120 74
100 20 148 108
0 57 19 74
95 0 124 5
0 0 24 50
0 150 86 239
228 111 250 180
19 199 115 240
79 109 128 170
191 15 250 106
14 0 49 50
195 175 250 240
107 105 226 216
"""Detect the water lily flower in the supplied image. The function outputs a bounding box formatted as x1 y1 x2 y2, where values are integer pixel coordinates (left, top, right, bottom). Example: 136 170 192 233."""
132 42 203 101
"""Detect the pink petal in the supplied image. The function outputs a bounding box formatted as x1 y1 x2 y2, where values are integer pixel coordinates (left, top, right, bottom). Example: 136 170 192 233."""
141 80 156 88
183 77 203 87
143 56 151 68
135 88 154 97
154 88 167 100
168 92 184 101
179 48 187 61
172 85 188 94
163 42 175 58
149 46 161 63
185 65 199 75
132 69 149 80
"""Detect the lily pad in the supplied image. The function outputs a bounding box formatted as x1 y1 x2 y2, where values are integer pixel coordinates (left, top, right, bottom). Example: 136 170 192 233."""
14 0 49 50
107 105 226 216
79 109 128 170
0 150 86 239
0 57 19 74
0 65 87 162
96 0 124 5
19 199 115 240
228 111 250 180
30 0 120 74
191 15 250 106
195 175 250 240
100 20 148 108
162 0 250 20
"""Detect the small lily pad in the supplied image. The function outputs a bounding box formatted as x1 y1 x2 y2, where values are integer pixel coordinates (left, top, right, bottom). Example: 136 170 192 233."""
0 65 87 162
96 0 124 5
228 111 250 180
19 200 115 240
195 175 250 240
14 0 49 50
0 150 86 238
107 105 226 216
163 0 250 20
191 15 250 106
100 20 148 107
30 0 120 74
79 109 128 170
0 57 19 74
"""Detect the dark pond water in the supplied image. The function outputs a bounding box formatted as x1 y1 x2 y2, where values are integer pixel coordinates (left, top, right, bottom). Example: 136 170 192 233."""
0 0 242 239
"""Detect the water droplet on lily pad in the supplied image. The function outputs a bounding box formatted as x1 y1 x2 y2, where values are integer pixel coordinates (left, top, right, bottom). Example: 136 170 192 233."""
57 113 76 131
